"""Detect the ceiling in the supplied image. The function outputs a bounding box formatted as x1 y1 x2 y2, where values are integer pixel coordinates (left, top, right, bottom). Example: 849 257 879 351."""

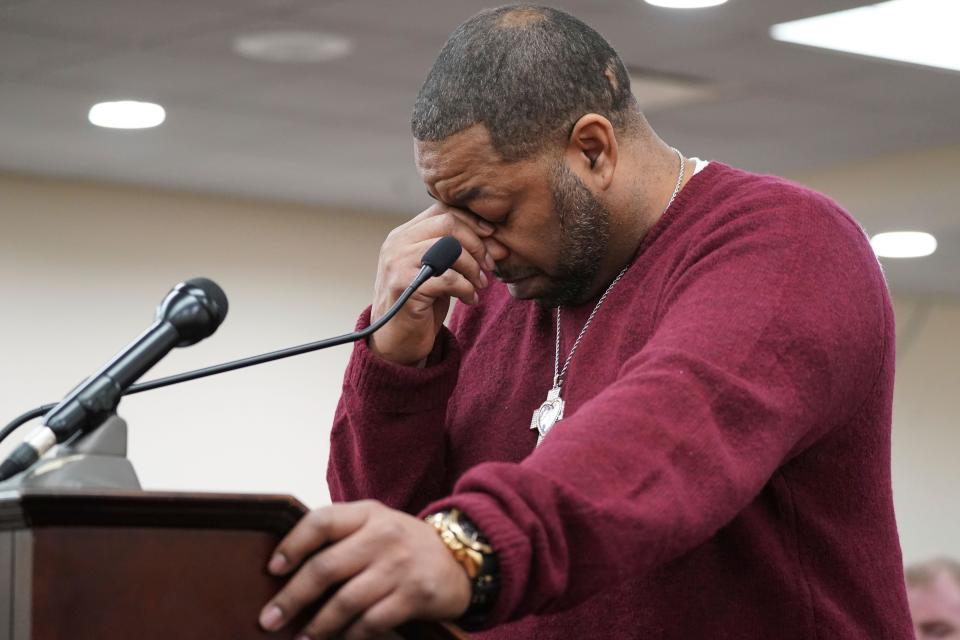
1 0 958 298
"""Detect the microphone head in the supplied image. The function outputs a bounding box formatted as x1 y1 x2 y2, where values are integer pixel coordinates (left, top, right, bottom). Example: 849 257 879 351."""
420 236 462 277
184 277 229 321
157 278 229 347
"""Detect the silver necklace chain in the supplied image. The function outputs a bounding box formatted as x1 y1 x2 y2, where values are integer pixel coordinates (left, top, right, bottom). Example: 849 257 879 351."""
552 147 685 388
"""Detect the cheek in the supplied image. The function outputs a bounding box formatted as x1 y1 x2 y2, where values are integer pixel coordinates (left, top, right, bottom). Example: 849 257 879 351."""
497 214 560 269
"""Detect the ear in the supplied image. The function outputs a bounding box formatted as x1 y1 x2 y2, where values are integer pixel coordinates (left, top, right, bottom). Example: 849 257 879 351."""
564 114 618 191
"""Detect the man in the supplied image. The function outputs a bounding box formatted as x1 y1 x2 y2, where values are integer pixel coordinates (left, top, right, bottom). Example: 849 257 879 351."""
259 5 913 638
907 558 960 638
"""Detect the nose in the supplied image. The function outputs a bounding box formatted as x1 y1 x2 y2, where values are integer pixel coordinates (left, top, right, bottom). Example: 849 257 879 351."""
483 235 510 265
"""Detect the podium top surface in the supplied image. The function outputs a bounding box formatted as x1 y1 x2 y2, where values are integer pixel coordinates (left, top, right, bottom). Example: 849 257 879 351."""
0 489 471 639
0 488 308 533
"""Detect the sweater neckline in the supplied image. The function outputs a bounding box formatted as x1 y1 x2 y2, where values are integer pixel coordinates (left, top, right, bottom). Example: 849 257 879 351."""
557 160 726 315
634 159 725 257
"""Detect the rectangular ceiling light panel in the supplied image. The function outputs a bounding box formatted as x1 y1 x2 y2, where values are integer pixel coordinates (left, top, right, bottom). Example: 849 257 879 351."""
770 0 960 73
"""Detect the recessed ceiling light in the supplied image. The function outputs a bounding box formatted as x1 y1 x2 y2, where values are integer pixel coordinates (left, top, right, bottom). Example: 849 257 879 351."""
870 231 938 258
645 0 729 8
771 0 960 73
233 31 353 63
88 100 166 129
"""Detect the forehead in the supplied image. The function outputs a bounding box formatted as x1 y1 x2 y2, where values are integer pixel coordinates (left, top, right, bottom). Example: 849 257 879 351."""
414 124 534 197
909 573 960 618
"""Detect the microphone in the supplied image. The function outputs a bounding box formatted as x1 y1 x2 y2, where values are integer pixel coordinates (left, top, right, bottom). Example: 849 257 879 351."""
0 278 228 481
0 237 463 480
120 235 464 394
419 235 461 277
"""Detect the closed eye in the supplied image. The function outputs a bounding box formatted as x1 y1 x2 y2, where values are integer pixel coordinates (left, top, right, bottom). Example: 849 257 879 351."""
919 620 957 638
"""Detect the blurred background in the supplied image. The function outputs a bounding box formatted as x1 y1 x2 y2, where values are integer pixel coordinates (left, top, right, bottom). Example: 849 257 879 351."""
0 0 957 565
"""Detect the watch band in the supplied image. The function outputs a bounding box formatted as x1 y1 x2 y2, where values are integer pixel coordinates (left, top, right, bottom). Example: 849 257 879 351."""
425 508 500 628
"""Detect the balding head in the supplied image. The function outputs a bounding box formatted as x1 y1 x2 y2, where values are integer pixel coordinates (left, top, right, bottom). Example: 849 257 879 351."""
411 5 642 162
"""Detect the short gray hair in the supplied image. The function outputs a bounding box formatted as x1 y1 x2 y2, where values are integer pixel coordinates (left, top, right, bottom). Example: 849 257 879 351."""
412 5 639 161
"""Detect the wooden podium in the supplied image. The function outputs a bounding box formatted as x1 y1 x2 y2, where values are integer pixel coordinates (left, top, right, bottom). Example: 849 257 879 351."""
0 489 468 640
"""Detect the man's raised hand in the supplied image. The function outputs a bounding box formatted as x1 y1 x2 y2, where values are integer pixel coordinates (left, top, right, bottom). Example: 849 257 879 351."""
369 204 502 365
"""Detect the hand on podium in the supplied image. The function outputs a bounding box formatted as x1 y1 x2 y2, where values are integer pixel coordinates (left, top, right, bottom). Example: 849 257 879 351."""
259 500 472 639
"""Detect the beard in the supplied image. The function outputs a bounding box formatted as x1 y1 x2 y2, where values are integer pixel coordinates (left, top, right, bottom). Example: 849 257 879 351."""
537 161 612 307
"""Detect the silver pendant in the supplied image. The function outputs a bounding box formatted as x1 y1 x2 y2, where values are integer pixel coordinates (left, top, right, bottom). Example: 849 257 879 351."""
530 386 565 446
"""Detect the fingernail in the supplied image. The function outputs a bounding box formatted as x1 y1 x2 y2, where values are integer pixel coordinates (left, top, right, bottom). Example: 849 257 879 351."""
268 553 288 574
479 271 488 287
473 292 480 305
477 219 494 234
484 254 496 271
259 605 284 630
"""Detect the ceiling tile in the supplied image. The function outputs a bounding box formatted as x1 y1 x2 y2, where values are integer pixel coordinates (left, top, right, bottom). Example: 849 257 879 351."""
0 0 956 298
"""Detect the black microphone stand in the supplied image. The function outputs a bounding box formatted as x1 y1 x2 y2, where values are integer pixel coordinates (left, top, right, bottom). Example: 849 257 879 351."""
0 288 414 490
0 236 462 490
0 412 141 490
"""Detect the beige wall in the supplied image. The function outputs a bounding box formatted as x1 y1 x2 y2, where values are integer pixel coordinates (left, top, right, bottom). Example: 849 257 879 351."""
0 173 396 507
0 173 957 563
890 297 960 563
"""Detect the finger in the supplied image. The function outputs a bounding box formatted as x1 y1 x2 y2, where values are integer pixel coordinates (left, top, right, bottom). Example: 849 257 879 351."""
406 236 487 292
270 502 374 575
404 202 448 226
341 590 411 640
444 206 496 238
415 269 479 306
408 214 494 274
390 202 448 235
408 201 496 239
481 234 510 267
300 570 395 639
260 532 374 632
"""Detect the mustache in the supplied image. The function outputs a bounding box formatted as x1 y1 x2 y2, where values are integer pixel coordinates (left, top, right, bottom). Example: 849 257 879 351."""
492 263 541 282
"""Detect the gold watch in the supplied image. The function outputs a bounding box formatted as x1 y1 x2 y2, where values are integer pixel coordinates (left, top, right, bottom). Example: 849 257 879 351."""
424 507 499 626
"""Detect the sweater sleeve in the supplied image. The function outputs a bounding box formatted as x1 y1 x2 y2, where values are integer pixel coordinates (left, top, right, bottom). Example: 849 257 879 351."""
420 196 891 624
327 306 462 514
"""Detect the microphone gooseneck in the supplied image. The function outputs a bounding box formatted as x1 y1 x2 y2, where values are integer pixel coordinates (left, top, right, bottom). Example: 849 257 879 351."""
0 237 463 480
125 235 463 394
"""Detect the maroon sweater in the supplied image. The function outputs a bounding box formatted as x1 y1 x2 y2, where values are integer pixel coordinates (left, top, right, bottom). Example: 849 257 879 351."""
329 162 913 638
